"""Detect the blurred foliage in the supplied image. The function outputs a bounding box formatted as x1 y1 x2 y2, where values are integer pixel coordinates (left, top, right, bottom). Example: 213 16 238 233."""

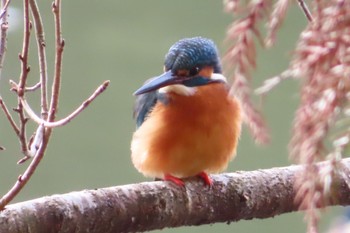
0 1 344 232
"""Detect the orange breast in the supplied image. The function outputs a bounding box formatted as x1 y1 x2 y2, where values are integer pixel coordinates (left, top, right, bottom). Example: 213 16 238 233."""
131 82 241 179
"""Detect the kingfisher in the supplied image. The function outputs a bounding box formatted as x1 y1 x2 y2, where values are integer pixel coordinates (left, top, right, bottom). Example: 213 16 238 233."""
131 37 241 186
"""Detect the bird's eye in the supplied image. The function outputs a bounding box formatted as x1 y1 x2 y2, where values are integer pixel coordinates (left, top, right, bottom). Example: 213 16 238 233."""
189 67 200 76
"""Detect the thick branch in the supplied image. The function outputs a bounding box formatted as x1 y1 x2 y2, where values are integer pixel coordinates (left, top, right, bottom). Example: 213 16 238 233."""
1 159 350 233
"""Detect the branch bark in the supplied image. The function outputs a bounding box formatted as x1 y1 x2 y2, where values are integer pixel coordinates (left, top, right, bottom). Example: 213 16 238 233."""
1 159 350 233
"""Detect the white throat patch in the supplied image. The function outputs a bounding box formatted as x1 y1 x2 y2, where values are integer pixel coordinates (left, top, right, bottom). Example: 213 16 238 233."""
159 85 196 96
211 73 228 82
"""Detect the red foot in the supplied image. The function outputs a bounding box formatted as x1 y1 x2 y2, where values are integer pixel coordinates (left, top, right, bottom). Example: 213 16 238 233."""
164 174 185 187
197 172 212 186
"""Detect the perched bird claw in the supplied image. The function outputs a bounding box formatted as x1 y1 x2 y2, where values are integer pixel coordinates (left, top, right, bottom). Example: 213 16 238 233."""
164 174 185 187
197 172 213 186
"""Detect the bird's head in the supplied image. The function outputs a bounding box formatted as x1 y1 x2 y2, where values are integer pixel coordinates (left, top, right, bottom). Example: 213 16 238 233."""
134 37 225 95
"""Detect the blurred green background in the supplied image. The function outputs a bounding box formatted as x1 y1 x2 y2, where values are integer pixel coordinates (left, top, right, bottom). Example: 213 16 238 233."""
0 1 344 232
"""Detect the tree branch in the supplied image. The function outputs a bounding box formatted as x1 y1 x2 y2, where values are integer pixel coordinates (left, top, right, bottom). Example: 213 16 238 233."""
1 159 350 233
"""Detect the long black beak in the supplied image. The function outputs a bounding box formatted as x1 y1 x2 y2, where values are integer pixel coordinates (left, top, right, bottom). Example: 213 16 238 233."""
134 71 182 95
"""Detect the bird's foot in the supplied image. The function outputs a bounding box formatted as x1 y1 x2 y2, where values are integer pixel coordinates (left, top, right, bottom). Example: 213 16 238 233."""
197 172 212 186
164 174 185 187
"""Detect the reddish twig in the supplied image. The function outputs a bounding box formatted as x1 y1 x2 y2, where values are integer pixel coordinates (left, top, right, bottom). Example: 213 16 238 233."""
10 80 41 93
47 0 63 123
0 0 10 79
0 0 13 151
0 0 110 210
0 97 19 135
29 0 48 119
15 101 30 158
0 125 49 210
0 0 16 136
24 82 41 92
296 0 313 22
0 0 54 208
14 0 31 158
20 80 110 128
10 79 41 92
17 0 31 93
0 0 10 20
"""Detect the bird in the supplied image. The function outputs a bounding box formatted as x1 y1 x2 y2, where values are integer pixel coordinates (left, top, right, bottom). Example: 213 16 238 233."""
131 37 241 186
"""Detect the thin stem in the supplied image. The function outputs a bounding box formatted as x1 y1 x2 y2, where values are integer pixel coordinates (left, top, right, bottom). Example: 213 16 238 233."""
0 0 10 20
48 0 63 123
14 0 31 157
25 81 41 92
18 0 31 93
296 0 313 22
0 0 13 143
0 0 10 80
21 80 110 128
29 0 48 119
0 97 19 135
0 127 49 210
0 0 109 210
16 101 30 156
0 0 52 207
10 79 40 92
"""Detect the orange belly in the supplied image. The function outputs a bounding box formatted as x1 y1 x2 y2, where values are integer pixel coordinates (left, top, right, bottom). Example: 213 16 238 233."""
131 83 241 179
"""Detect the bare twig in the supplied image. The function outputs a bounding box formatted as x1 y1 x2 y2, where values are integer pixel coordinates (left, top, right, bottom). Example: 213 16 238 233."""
0 126 49 210
14 0 32 158
0 0 55 208
0 98 19 135
0 0 110 209
24 82 41 92
296 0 313 22
0 0 13 151
0 0 10 80
18 0 31 93
1 159 350 232
16 101 30 157
17 124 44 164
0 0 10 20
29 0 48 119
10 79 41 92
20 80 110 128
47 0 63 123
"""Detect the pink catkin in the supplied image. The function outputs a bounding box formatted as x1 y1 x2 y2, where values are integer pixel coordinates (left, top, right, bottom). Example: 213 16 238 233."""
225 0 350 231
290 1 350 232
223 0 274 144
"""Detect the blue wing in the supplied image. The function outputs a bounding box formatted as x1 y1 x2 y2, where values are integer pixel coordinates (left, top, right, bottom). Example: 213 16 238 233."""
133 91 158 128
133 77 170 128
